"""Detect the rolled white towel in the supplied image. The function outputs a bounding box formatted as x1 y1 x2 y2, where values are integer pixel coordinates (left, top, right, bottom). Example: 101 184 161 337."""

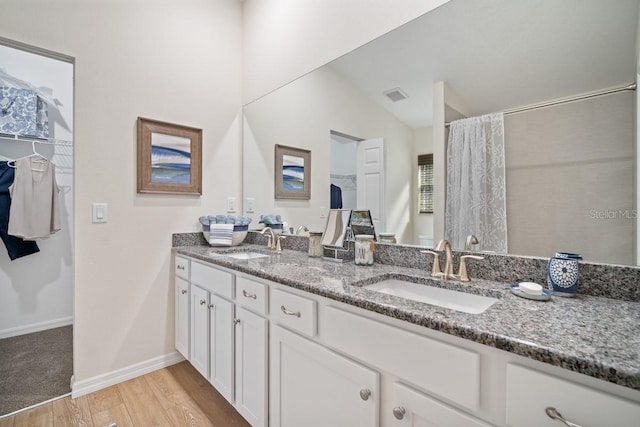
208 224 234 246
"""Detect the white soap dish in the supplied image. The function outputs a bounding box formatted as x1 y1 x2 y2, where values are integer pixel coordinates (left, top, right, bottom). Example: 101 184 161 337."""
510 283 552 301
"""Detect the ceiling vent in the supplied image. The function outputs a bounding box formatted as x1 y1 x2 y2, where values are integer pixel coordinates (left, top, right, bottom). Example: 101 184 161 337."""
383 87 409 102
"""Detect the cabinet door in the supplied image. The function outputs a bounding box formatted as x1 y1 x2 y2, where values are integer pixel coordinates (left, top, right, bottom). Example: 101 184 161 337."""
209 293 234 404
390 382 490 427
235 307 268 427
175 276 190 359
506 364 640 427
190 284 209 378
270 325 380 427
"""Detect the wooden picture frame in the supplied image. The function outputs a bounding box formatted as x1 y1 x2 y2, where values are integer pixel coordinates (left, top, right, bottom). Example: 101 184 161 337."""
137 117 202 195
274 144 311 199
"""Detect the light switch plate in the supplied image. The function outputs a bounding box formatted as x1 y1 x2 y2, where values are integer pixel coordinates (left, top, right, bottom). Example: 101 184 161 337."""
226 197 236 213
246 197 255 213
92 203 108 223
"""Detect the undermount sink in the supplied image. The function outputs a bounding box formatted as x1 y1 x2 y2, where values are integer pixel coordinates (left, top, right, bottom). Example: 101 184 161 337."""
225 251 270 260
364 279 498 314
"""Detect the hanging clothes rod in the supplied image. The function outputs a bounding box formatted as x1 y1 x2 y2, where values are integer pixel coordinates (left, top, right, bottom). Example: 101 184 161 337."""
445 82 637 127
0 133 73 146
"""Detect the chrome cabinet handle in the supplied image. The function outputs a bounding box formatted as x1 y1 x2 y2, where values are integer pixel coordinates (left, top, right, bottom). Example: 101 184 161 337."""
234 318 241 325
359 388 371 401
546 407 583 427
281 305 301 317
242 290 257 299
177 265 185 270
181 289 187 295
199 299 206 306
392 406 406 420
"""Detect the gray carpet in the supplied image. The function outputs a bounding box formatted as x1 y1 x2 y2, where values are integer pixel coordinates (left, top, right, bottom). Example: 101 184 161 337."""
0 325 73 416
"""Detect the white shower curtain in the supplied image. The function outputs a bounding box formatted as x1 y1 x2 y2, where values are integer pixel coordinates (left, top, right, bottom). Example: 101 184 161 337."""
445 112 507 253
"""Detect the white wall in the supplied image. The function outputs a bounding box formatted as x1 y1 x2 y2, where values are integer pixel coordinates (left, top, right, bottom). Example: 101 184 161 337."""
412 126 434 245
242 0 451 103
0 45 74 338
0 0 243 385
244 66 414 242
330 135 357 210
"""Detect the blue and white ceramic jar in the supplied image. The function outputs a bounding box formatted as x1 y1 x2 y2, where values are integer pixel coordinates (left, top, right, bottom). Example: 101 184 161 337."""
547 252 582 297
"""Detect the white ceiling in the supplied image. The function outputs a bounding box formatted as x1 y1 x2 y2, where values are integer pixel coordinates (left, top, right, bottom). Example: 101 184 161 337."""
329 0 639 129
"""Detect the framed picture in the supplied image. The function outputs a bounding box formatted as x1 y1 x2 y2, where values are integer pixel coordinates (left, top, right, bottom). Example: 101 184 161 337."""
274 144 311 199
137 117 202 195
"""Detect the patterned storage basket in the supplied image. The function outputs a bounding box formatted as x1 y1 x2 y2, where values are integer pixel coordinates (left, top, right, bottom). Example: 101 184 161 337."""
0 87 49 138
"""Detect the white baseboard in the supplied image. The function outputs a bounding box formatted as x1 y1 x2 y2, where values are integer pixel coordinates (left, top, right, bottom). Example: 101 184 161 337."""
0 316 73 339
71 351 185 398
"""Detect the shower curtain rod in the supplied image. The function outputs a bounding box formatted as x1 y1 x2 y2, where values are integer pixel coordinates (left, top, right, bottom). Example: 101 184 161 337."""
445 82 637 127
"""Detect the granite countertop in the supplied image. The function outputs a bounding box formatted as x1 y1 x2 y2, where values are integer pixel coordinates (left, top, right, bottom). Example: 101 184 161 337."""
173 243 640 391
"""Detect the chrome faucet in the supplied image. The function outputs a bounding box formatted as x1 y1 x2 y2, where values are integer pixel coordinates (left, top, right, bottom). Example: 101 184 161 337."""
435 239 455 278
261 227 277 250
296 225 309 235
432 239 484 281
464 234 479 250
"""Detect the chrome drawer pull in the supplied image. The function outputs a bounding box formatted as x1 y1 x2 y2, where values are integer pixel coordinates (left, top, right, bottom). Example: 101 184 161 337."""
392 406 406 420
242 290 257 299
199 299 206 306
281 305 301 318
546 407 582 427
177 265 185 270
181 289 187 295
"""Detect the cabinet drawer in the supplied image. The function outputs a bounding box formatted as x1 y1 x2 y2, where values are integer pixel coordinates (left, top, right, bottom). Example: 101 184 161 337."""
323 306 480 411
191 261 234 299
270 288 317 337
506 364 640 427
392 382 490 426
174 256 190 279
236 276 268 315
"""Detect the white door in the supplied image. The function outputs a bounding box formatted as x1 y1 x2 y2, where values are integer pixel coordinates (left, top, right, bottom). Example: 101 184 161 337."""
209 294 234 404
389 382 490 427
235 307 268 427
270 325 380 427
175 277 190 359
357 138 385 233
190 284 209 378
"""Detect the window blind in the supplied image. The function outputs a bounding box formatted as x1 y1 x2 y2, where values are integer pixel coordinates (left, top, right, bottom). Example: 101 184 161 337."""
418 154 433 213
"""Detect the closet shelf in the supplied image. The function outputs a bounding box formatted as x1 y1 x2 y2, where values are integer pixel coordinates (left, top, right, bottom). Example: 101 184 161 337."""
0 133 73 146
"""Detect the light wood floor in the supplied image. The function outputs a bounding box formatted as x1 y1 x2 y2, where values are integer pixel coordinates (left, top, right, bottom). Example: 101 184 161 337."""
0 361 250 427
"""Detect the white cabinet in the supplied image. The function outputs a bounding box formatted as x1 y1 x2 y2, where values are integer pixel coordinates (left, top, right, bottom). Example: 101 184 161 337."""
209 293 235 403
175 256 190 278
270 324 380 427
270 288 317 337
190 284 210 378
174 254 640 427
180 261 268 427
389 382 490 427
174 255 190 360
322 305 480 412
235 306 268 427
175 276 190 359
506 364 640 427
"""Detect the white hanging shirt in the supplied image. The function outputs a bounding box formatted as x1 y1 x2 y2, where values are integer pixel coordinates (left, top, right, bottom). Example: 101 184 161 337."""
8 156 61 239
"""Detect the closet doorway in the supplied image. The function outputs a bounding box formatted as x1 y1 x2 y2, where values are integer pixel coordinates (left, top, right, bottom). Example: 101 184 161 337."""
330 131 386 232
0 39 74 417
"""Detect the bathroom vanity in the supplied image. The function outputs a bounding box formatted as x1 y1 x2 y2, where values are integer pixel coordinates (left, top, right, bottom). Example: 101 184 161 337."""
172 238 640 427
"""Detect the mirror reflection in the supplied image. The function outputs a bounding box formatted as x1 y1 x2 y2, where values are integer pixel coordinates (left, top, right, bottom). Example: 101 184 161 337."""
243 0 639 265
